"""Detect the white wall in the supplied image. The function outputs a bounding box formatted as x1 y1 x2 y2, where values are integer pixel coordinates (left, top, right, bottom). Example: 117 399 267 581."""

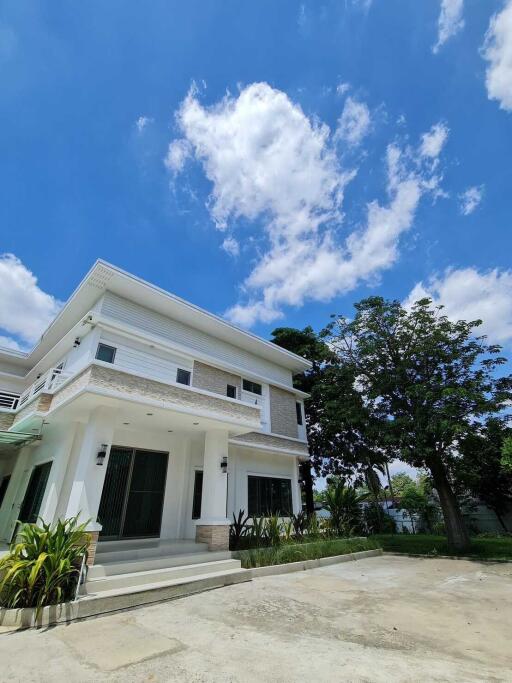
228 446 301 518
98 331 193 386
101 292 294 387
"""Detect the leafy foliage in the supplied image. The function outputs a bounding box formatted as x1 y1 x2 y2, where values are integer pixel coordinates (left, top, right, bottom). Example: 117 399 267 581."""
322 482 367 536
322 296 512 552
229 509 250 550
0 517 89 614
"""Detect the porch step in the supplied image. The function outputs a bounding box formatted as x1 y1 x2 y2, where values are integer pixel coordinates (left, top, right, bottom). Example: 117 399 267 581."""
95 539 209 564
88 550 233 579
82 558 243 594
77 567 250 619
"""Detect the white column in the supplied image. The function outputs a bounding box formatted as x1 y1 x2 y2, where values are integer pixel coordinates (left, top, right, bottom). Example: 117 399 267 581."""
63 408 115 532
198 430 229 525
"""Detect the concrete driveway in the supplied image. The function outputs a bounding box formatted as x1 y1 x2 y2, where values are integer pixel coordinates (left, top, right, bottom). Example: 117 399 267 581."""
0 555 511 682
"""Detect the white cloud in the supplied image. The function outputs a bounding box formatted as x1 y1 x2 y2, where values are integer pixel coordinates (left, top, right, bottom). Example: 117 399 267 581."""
336 82 350 96
420 122 449 159
481 0 512 112
164 139 192 174
135 116 153 132
459 185 484 215
433 0 464 53
0 254 62 347
167 83 448 327
221 237 240 258
335 96 371 147
0 336 25 352
406 267 512 346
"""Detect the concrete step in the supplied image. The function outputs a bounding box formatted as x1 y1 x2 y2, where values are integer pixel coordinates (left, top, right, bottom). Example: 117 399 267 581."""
77 568 251 619
88 550 233 579
83 558 242 594
95 539 208 563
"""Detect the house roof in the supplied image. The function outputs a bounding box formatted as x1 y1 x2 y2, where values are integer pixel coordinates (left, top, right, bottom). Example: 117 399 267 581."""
0 260 312 374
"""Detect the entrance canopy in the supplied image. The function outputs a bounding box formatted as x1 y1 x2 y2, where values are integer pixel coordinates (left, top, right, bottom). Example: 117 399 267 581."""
0 430 41 449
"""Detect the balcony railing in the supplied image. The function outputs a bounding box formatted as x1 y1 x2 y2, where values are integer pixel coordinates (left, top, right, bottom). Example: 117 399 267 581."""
0 391 20 410
16 367 73 409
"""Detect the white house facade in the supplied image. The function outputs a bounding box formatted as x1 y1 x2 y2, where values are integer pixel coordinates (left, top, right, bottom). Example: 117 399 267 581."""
0 261 311 563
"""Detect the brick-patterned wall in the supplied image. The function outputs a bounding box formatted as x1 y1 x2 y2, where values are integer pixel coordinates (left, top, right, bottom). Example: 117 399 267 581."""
12 393 53 426
192 361 241 398
230 431 309 455
0 412 14 430
86 365 259 424
269 386 298 439
195 524 229 550
50 368 92 410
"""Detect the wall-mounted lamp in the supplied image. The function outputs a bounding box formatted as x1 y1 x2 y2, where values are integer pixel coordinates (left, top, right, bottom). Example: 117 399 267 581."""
96 444 109 466
73 337 81 348
220 456 228 473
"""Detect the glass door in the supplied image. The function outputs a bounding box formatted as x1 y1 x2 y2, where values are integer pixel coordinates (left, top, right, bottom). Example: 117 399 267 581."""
97 447 168 540
18 461 52 525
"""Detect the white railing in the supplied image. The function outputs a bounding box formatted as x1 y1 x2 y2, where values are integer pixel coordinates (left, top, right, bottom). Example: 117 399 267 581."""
0 391 20 410
17 367 73 409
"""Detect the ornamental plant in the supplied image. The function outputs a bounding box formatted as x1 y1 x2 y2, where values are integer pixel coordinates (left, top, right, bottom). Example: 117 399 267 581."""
0 516 89 615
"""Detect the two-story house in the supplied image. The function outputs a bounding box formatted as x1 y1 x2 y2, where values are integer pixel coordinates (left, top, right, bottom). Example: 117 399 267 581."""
0 261 310 570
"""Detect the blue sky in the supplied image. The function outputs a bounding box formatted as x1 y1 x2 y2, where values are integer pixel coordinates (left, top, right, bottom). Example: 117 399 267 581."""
1 0 512 360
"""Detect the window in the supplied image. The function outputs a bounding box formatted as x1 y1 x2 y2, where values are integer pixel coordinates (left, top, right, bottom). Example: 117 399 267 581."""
192 470 203 519
226 384 237 399
0 475 11 509
96 343 116 364
176 368 191 386
296 402 303 425
242 379 262 395
248 475 292 516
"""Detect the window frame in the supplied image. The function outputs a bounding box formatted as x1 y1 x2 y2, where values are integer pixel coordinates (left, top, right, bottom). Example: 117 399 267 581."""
95 343 117 364
176 368 191 386
295 401 303 425
247 474 293 517
226 384 237 399
242 379 262 396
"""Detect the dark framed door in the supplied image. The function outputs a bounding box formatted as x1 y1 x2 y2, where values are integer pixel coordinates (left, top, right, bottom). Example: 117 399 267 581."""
18 461 52 525
0 475 11 510
97 447 168 540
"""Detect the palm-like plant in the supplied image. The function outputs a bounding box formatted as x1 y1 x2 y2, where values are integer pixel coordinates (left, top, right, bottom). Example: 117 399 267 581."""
0 516 89 615
229 509 250 550
323 482 367 537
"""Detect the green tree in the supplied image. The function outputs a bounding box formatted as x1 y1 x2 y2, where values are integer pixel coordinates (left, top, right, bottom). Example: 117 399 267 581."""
502 436 512 472
323 296 512 552
455 418 512 532
390 472 416 498
271 326 389 480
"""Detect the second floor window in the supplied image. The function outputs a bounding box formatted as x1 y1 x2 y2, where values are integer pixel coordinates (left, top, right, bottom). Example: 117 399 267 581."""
296 402 303 425
242 379 262 395
176 368 191 386
226 384 237 399
96 343 116 364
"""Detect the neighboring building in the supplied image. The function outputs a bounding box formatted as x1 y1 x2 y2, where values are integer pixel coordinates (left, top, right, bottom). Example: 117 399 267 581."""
0 260 310 562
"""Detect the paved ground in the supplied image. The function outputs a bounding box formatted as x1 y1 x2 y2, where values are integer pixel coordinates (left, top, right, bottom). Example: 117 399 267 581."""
1 555 511 682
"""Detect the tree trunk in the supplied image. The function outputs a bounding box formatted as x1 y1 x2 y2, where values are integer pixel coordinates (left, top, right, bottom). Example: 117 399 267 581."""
427 457 470 553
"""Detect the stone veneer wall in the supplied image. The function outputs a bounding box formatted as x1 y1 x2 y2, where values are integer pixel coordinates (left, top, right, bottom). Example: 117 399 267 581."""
12 393 53 426
230 431 309 456
192 361 241 398
52 364 259 425
195 524 229 551
269 386 298 439
0 412 15 430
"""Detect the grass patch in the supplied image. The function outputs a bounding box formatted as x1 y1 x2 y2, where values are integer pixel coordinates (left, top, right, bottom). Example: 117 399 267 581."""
372 534 512 561
234 537 380 569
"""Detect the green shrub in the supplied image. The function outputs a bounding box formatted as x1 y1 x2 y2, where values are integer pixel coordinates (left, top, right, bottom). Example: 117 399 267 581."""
229 510 250 550
0 516 89 615
235 537 380 568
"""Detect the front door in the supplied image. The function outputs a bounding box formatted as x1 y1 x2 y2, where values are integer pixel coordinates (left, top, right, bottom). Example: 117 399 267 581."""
97 447 168 540
18 461 52 525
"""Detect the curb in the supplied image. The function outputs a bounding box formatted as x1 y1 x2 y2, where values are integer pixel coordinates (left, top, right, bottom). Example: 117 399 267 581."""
248 548 383 578
383 551 512 563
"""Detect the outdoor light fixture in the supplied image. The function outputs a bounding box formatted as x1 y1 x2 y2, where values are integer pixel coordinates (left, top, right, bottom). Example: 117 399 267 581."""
220 456 228 473
96 444 108 466
73 337 81 348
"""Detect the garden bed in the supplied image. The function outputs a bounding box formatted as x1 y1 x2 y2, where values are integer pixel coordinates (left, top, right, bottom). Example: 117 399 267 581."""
234 537 381 569
371 534 512 561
